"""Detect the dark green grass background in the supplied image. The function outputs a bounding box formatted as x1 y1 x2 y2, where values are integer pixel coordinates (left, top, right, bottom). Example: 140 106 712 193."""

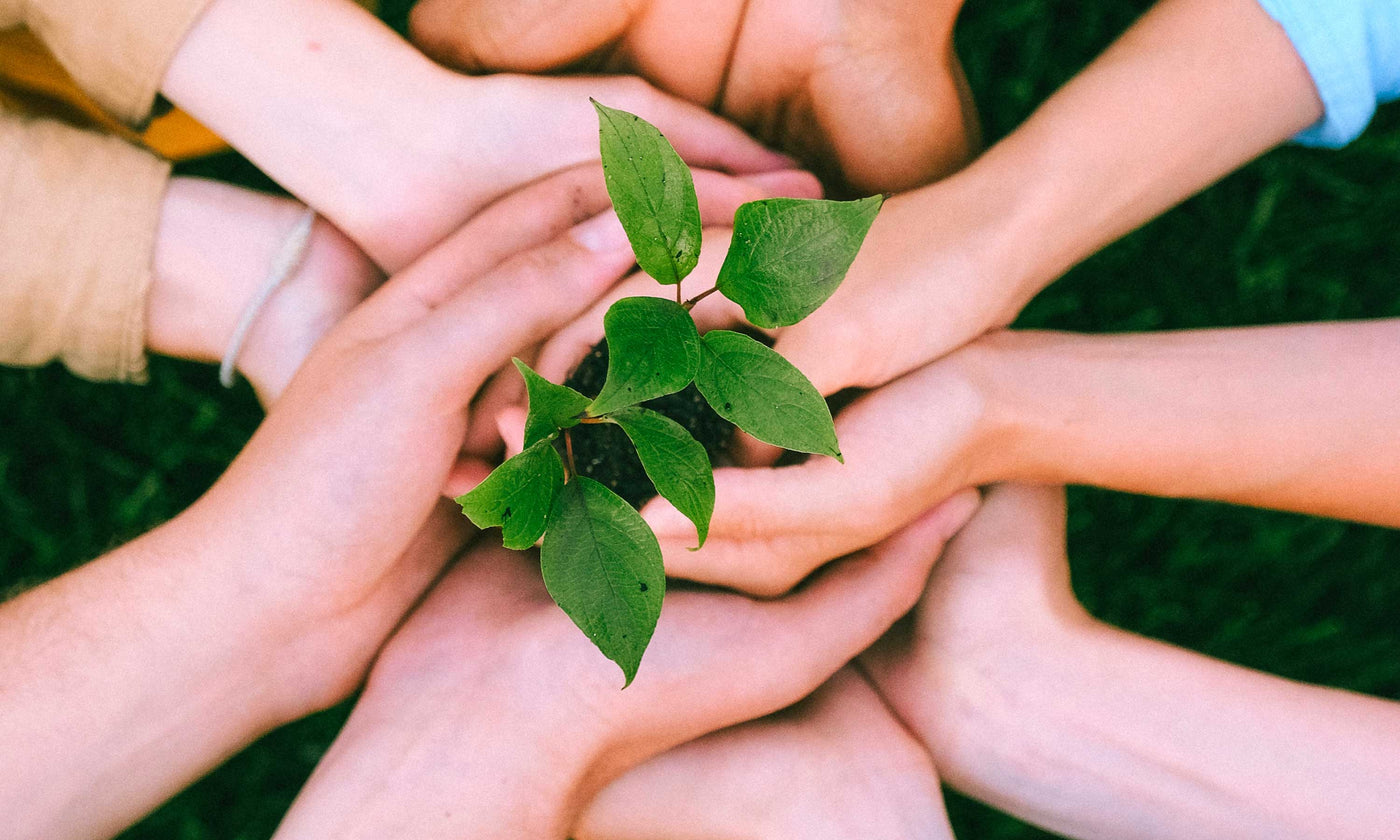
3 1 1398 836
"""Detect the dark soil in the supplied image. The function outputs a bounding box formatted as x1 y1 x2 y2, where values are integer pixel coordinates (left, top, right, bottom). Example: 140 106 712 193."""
563 339 734 508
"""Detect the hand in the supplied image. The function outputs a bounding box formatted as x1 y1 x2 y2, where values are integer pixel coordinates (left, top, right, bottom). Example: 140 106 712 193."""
162 0 795 272
271 497 978 840
860 484 1085 778
635 334 1003 595
863 484 1400 840
457 168 824 467
176 162 657 703
148 177 384 406
576 667 957 840
407 0 980 193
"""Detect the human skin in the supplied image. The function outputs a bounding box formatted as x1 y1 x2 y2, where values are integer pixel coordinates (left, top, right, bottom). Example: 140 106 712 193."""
767 0 1324 400
0 160 801 839
144 168 819 409
159 0 792 273
574 667 957 840
407 0 981 193
145 177 383 405
862 484 1400 840
269 495 977 840
645 321 1400 594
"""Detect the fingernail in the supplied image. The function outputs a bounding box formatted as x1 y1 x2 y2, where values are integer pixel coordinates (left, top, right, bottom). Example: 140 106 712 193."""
570 211 631 253
744 170 825 199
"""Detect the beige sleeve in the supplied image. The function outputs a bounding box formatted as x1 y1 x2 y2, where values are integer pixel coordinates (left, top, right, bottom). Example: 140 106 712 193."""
13 0 215 126
0 112 170 382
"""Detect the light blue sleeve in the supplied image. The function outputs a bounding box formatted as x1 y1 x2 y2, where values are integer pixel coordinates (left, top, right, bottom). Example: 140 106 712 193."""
1255 0 1400 147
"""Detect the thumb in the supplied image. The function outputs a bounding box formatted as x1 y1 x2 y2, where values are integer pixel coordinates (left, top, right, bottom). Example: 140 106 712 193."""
770 320 861 398
945 484 1066 568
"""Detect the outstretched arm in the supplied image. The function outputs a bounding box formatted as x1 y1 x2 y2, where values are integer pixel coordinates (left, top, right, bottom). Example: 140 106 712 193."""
651 319 1400 596
160 0 789 271
775 0 1326 396
865 484 1400 840
979 320 1400 527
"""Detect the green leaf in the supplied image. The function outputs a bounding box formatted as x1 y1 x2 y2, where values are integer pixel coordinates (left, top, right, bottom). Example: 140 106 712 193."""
514 358 591 448
589 297 701 416
592 99 703 286
456 440 564 550
716 195 884 328
693 330 841 459
610 407 715 547
541 477 666 686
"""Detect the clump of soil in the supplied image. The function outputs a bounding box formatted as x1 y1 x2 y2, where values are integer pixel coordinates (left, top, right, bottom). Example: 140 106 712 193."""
563 339 734 509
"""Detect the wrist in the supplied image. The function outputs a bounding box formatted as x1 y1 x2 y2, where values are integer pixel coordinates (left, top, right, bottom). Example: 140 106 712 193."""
277 663 610 839
916 611 1102 801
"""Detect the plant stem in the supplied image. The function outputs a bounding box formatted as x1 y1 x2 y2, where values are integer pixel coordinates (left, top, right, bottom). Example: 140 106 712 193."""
676 280 684 306
563 429 578 481
683 285 721 310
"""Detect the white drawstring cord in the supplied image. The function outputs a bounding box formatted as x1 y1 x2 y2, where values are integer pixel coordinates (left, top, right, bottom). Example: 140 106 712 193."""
219 206 318 388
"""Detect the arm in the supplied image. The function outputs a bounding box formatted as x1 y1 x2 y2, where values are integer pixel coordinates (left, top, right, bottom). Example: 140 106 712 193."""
160 0 789 271
271 498 973 840
651 320 1400 595
775 0 1325 395
865 484 1400 840
979 322 1400 527
0 164 645 839
146 177 382 405
0 507 465 840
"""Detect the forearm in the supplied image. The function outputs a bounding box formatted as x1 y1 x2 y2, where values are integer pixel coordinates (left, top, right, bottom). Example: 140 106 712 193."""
0 521 309 840
936 619 1400 840
147 177 379 404
160 0 483 270
975 321 1400 526
950 0 1322 302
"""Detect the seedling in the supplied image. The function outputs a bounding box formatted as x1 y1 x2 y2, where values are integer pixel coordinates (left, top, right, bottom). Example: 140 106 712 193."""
458 100 882 685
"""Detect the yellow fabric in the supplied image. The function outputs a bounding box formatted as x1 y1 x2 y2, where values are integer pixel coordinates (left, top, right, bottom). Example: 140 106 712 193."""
0 28 225 160
0 113 168 382
0 0 381 382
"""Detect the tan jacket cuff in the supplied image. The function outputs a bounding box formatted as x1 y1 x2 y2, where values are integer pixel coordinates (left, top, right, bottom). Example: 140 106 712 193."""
23 0 216 126
0 113 169 382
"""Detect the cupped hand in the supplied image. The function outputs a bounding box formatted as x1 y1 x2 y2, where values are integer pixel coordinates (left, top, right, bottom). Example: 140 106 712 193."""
636 336 1004 595
860 484 1088 789
271 496 977 840
408 0 980 194
576 667 957 840
176 163 653 687
357 72 798 271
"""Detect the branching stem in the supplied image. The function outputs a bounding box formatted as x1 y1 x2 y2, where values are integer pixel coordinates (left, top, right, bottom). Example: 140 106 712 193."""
683 285 721 310
563 429 578 481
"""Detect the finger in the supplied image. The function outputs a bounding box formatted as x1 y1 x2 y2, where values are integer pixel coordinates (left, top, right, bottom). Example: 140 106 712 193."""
405 213 640 405
715 495 980 703
462 350 538 459
588 76 795 174
943 483 1068 575
443 456 495 499
408 0 634 76
771 319 865 398
496 407 527 458
727 429 783 468
386 164 621 314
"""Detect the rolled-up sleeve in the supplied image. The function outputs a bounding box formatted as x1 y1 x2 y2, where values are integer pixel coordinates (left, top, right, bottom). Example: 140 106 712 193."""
0 112 169 382
1257 0 1400 147
12 0 215 126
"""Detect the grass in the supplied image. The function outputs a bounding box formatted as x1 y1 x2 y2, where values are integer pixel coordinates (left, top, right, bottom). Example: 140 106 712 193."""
2 0 1398 837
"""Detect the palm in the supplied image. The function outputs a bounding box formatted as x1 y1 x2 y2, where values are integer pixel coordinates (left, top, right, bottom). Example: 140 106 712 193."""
410 0 978 192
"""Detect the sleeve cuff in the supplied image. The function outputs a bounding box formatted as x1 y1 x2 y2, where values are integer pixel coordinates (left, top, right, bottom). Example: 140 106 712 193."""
23 0 217 127
1256 0 1374 148
0 115 170 382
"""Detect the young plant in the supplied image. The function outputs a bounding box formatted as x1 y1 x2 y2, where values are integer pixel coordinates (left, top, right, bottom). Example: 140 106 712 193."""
458 100 882 685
